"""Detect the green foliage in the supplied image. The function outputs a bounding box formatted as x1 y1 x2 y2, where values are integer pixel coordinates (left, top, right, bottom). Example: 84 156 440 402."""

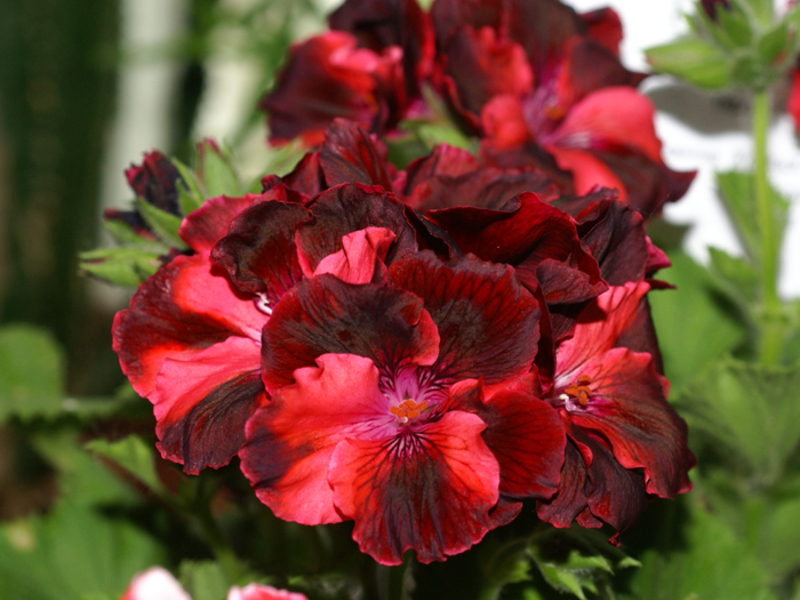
79 247 163 287
0 325 65 422
650 251 747 391
85 435 166 496
135 198 188 250
645 38 733 88
179 561 232 600
198 144 243 199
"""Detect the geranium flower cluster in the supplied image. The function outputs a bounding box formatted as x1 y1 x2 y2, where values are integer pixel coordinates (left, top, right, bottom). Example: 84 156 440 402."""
262 0 695 217
113 119 694 565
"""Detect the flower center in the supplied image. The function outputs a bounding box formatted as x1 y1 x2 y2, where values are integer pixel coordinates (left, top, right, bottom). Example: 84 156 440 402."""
389 399 430 424
559 374 593 408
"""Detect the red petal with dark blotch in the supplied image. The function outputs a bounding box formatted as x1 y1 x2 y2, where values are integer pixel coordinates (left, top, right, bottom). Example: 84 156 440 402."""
241 353 388 525
441 25 532 119
448 380 565 499
613 293 664 374
320 119 395 190
329 0 435 94
155 341 267 473
261 32 383 145
126 150 183 216
562 347 693 498
328 410 501 565
261 275 439 390
387 252 540 383
429 193 606 304
296 183 417 272
179 193 264 253
557 194 649 286
580 8 623 57
556 281 651 375
113 253 265 399
210 199 312 303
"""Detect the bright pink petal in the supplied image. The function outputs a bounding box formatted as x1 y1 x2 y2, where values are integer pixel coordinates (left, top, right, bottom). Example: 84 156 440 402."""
561 347 693 498
387 252 541 383
555 281 650 378
307 226 396 284
241 354 388 525
228 584 308 600
261 275 439 390
328 410 501 565
548 145 627 203
119 567 190 600
113 253 265 399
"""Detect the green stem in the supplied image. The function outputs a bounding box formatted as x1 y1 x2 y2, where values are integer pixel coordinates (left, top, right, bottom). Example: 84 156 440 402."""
752 89 782 364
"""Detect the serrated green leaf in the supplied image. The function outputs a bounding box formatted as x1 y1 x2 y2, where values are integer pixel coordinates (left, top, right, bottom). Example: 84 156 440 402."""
102 217 169 251
85 434 165 495
708 246 759 307
650 251 747 391
0 500 166 600
172 158 204 214
536 562 588 599
179 561 230 600
135 198 188 249
646 38 733 88
0 325 64 422
675 358 800 480
199 145 241 199
629 505 775 600
80 247 162 287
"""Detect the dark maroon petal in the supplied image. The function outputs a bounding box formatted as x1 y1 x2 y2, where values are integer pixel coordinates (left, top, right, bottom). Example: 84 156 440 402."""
261 32 383 145
319 119 396 190
429 193 606 304
126 150 183 216
179 193 264 253
536 437 592 528
613 294 664 374
157 370 266 474
403 144 479 190
261 275 439 389
557 193 650 286
580 8 623 56
561 38 645 104
103 209 155 240
296 183 417 272
480 141 575 193
329 0 434 95
387 252 541 383
449 380 565 499
328 410 502 565
591 149 696 218
210 199 313 303
270 151 325 199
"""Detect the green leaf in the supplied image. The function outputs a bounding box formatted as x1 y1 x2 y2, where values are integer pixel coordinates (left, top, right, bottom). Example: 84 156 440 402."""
761 496 800 577
646 38 733 88
676 358 800 481
85 435 165 495
179 561 231 600
708 246 759 308
650 251 747 391
478 540 532 600
0 500 166 600
532 550 616 600
79 247 162 287
629 505 775 600
135 197 188 250
199 145 241 199
758 22 789 65
171 158 204 214
102 217 169 251
0 325 64 422
404 121 477 153
717 4 753 46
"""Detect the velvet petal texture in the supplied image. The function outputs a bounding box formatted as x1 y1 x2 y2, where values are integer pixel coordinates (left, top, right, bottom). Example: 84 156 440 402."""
113 253 267 473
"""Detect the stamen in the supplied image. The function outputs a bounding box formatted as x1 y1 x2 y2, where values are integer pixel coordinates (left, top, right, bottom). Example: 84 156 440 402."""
389 399 429 422
563 375 593 408
255 293 273 315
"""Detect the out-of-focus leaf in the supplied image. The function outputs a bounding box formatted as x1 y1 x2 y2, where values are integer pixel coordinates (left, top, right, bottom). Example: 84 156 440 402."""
532 550 614 600
646 38 733 88
102 217 169 251
79 247 162 287
628 505 775 600
708 246 758 308
758 22 789 65
762 496 800 577
478 540 532 600
85 434 165 496
717 4 753 46
199 145 241 199
0 325 64 422
135 198 188 250
403 121 477 153
287 573 365 600
676 358 800 481
179 561 230 600
172 158 204 214
650 251 747 391
0 500 166 600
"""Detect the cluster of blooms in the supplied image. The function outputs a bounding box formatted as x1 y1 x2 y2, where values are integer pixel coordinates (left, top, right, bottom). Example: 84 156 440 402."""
119 567 308 600
113 115 695 565
262 0 694 217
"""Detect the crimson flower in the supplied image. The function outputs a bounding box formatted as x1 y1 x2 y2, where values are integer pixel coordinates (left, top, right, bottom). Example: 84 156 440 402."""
429 0 694 217
240 251 565 565
536 282 695 541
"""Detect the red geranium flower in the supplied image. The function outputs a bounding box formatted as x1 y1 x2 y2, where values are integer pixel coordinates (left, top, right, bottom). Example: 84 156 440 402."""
240 251 565 565
536 282 695 541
